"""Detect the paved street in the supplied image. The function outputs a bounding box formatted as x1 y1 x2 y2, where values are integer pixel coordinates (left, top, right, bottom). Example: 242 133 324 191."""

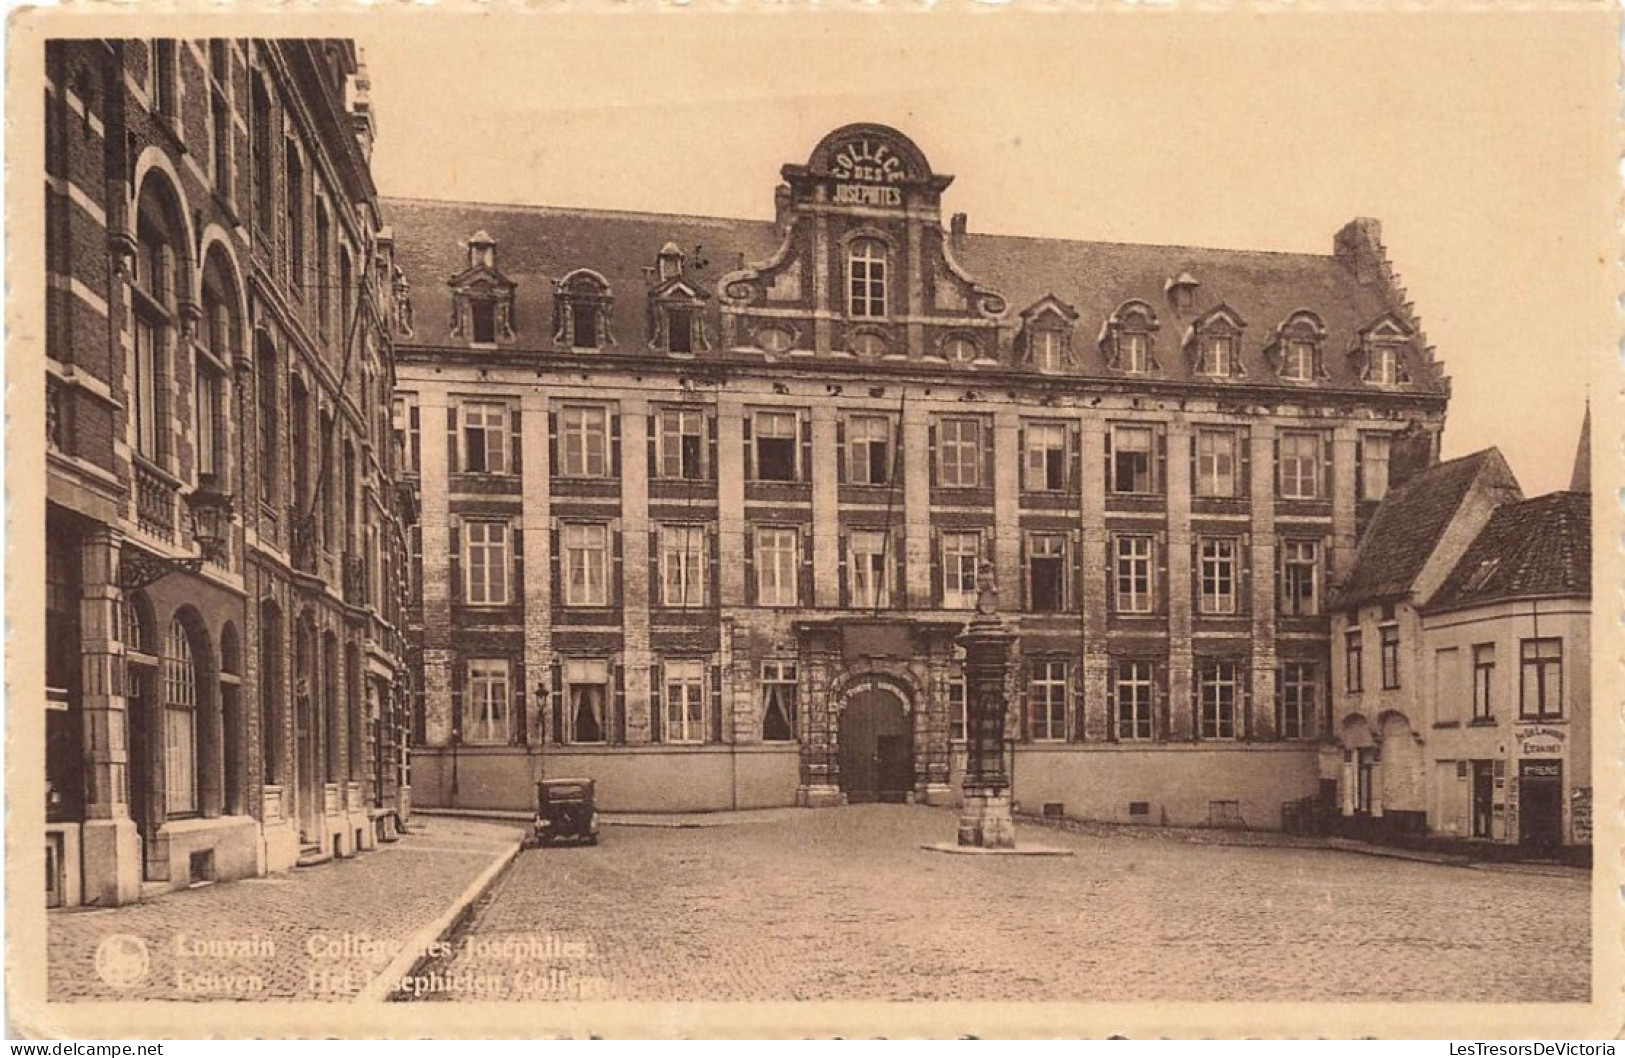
48 818 521 1001
421 805 1589 1003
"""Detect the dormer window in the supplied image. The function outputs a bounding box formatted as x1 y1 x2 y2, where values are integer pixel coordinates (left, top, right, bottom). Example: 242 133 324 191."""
1166 271 1199 314
1103 300 1160 374
449 231 516 347
1018 297 1078 373
647 247 710 356
1187 306 1246 379
1354 315 1414 387
555 269 615 351
1270 311 1328 382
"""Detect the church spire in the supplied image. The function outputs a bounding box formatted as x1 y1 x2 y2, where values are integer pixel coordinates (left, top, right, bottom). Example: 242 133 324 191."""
1569 401 1590 493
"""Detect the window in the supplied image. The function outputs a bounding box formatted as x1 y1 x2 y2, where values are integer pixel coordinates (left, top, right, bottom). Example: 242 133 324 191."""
941 531 981 609
152 41 178 119
162 619 198 815
753 411 799 482
756 527 799 607
761 661 797 743
464 521 510 606
849 530 891 609
663 660 706 743
1114 535 1154 614
1026 533 1068 612
1519 638 1563 719
559 405 608 478
665 307 694 355
659 525 708 609
1472 643 1495 720
1345 629 1364 693
284 145 304 297
938 418 983 488
847 238 887 318
1195 428 1238 498
194 362 220 479
393 396 420 476
657 408 706 480
133 315 162 460
1198 537 1238 616
1029 661 1068 742
1278 431 1323 500
209 88 230 196
755 326 794 354
1031 329 1065 372
571 303 599 348
565 659 607 744
1111 425 1155 494
256 345 277 503
1024 423 1067 492
1119 332 1150 374
1282 339 1317 382
251 77 273 227
466 659 510 745
462 402 509 475
1360 433 1392 501
314 203 331 332
1380 624 1401 689
1278 662 1319 739
1115 660 1155 741
1368 346 1400 385
1198 335 1236 377
942 336 978 364
847 415 892 485
1199 661 1240 740
947 675 967 742
470 300 497 344
562 524 608 607
1280 540 1320 616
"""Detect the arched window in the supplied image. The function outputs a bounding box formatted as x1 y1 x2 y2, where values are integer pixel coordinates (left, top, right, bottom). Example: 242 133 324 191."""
132 195 176 462
163 619 199 815
847 238 887 318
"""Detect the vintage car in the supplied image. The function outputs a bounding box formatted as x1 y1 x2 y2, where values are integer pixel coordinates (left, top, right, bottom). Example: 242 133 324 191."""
530 778 600 847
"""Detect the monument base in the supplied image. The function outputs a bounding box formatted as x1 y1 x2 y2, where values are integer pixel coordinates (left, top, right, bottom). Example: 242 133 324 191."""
956 787 1016 849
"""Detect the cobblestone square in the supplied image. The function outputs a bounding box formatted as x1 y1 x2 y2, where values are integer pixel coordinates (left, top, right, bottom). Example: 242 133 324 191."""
422 805 1589 1003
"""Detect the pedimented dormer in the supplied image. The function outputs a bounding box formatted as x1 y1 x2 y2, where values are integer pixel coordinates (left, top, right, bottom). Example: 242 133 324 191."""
646 244 713 357
1184 304 1247 380
447 230 516 346
1352 313 1414 386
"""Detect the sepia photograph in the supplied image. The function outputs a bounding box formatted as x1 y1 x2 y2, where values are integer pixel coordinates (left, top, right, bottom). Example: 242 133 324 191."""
8 6 1619 1040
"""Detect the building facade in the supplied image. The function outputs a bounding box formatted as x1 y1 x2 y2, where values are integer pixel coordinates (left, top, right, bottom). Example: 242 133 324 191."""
1330 436 1591 853
44 38 412 907
387 123 1450 827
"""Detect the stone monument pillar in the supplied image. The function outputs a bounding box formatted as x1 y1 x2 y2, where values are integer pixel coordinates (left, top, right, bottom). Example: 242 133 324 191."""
956 562 1017 849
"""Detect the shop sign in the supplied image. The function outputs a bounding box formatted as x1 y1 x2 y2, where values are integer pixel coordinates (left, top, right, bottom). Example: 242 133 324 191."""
1516 725 1566 757
1518 759 1562 781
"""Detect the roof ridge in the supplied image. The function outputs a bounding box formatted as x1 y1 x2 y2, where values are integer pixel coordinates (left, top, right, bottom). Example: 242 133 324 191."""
381 195 1340 260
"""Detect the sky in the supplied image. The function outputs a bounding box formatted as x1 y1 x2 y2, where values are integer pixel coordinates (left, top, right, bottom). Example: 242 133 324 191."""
359 10 1613 497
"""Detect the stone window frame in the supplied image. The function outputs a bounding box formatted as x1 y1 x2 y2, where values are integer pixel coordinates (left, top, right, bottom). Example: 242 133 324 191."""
1101 299 1162 375
1185 305 1248 380
1267 310 1330 383
554 268 616 351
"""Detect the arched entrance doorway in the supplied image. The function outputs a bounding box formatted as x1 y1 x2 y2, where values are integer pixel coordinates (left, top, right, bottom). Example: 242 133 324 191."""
839 686 913 804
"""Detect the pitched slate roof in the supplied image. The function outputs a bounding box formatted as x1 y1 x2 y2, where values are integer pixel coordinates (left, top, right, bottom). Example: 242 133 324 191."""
1425 492 1592 613
1334 449 1516 609
382 195 1443 394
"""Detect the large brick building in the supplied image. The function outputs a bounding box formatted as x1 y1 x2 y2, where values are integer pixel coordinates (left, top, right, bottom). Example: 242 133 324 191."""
44 38 412 906
386 123 1450 825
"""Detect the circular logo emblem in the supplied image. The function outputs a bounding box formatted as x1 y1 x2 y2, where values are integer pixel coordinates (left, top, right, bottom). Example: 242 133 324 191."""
94 933 150 989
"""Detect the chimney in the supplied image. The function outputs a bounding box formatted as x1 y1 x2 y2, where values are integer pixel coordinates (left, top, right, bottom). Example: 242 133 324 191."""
1387 421 1438 492
1333 217 1383 283
950 213 968 254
